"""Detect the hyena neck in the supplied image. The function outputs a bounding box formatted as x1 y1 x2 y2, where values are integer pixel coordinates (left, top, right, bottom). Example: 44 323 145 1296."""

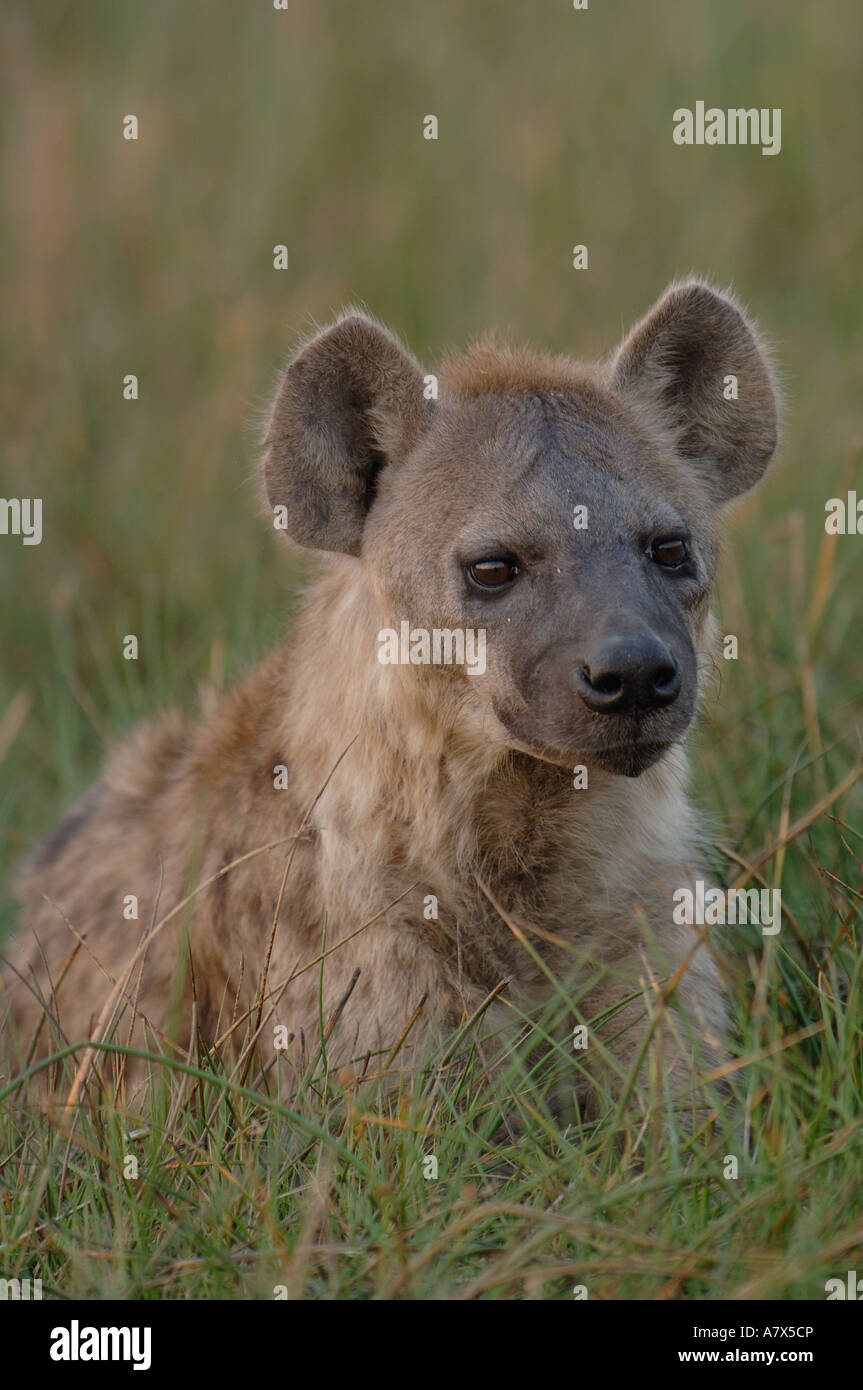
284 564 701 916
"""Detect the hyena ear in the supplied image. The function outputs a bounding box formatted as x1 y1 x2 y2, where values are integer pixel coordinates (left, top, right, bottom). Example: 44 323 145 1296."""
262 312 430 554
610 281 779 504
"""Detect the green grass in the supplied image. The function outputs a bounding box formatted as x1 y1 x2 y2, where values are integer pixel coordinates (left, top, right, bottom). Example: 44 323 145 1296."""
1 909 862 1300
1 0 862 1299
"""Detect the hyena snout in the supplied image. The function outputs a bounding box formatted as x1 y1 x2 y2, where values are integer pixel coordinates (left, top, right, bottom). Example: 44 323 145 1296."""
575 631 682 715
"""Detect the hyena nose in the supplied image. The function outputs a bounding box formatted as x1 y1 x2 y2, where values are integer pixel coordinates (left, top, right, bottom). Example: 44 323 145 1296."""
575 635 681 714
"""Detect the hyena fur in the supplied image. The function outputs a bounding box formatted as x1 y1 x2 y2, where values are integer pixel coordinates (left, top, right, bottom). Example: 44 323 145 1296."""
3 281 779 1119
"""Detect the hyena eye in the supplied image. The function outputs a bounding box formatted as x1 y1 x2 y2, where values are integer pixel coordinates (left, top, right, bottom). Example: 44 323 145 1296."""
467 558 520 590
649 538 690 569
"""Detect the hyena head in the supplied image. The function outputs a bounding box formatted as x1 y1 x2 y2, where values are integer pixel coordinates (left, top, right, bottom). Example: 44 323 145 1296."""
263 282 778 777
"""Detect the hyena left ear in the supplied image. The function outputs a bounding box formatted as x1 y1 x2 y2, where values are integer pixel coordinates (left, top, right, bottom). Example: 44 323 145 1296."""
262 312 431 555
610 281 779 503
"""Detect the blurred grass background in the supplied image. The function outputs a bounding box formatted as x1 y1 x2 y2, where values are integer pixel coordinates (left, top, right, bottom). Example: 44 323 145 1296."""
1 0 862 1302
1 0 861 992
2 0 861 921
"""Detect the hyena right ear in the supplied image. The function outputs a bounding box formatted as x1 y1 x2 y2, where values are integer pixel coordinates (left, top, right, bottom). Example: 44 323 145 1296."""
262 312 430 555
610 281 779 504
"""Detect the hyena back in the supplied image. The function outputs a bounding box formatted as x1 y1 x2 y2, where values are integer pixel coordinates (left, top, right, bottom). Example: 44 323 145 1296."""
3 281 778 1115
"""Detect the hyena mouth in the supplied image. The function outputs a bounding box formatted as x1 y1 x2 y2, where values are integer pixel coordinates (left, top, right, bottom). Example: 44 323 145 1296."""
591 739 675 778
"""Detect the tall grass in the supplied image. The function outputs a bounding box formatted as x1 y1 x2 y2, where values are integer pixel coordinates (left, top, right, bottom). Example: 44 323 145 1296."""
1 0 861 1298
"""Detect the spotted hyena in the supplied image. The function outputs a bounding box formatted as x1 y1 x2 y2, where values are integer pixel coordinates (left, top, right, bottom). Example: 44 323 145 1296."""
3 281 778 1117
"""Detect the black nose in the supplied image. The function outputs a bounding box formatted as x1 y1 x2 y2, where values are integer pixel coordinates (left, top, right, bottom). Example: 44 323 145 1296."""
575 635 681 714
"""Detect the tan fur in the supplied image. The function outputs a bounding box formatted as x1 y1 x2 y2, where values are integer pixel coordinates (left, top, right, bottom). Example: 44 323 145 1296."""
3 282 779 1117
